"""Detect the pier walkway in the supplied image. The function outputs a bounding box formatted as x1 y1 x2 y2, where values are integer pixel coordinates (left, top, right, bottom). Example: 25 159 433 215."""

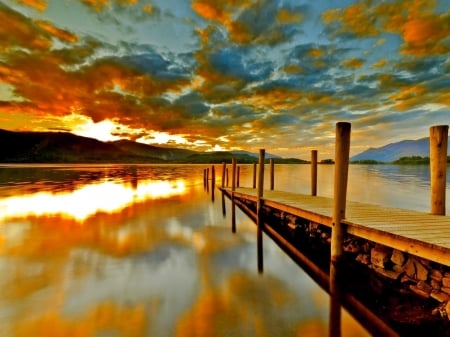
221 187 450 267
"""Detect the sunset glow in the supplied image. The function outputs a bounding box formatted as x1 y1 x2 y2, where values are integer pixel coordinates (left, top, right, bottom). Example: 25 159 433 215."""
0 179 186 222
0 0 448 158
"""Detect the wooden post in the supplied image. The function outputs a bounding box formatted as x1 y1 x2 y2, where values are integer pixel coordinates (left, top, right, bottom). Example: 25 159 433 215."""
237 166 240 187
430 125 448 215
253 163 257 188
311 150 318 196
206 167 209 192
231 158 237 233
221 162 226 216
270 158 274 190
221 162 226 188
257 149 265 273
226 168 229 187
329 122 351 337
211 165 215 202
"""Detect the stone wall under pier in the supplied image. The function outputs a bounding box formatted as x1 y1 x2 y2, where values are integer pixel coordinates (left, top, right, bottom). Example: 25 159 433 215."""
252 201 450 326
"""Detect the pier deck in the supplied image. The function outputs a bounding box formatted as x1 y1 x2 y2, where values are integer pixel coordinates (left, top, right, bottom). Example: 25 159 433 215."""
222 187 450 267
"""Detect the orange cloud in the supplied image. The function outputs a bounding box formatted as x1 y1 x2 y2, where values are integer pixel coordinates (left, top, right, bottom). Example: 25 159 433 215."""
401 14 450 55
372 58 387 69
341 57 364 69
276 8 303 24
0 5 51 52
80 0 109 12
35 20 79 43
14 0 47 11
324 0 450 57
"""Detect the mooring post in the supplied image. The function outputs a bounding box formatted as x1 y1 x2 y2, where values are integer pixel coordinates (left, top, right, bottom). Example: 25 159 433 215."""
231 158 237 233
226 168 229 187
257 149 265 273
221 162 226 216
221 162 226 188
211 165 215 202
329 122 351 337
430 125 448 216
237 166 240 187
270 158 274 190
311 150 318 196
253 162 257 188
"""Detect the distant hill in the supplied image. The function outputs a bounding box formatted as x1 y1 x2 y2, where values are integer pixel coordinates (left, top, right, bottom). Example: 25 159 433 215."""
351 137 450 162
0 129 301 164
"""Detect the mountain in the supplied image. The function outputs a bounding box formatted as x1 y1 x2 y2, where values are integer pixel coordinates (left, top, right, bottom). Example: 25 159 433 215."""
231 150 281 159
351 137 450 162
0 129 157 163
110 139 196 161
0 129 301 163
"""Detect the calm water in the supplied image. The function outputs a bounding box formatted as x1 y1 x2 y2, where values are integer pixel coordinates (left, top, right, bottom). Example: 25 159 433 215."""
0 164 448 337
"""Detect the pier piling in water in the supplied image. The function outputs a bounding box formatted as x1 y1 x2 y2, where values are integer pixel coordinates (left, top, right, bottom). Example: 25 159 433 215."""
231 158 237 233
221 162 226 216
211 165 215 202
270 158 274 190
430 125 448 216
237 166 240 187
330 122 351 337
253 163 257 188
311 150 318 196
257 149 266 273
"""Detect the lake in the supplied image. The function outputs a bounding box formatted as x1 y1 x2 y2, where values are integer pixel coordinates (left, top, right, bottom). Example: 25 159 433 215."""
0 163 448 337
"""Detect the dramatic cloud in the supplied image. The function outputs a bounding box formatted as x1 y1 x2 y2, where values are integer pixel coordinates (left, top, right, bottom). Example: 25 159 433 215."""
0 0 449 158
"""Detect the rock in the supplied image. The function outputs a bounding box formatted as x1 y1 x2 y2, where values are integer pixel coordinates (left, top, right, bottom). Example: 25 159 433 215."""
431 279 441 290
391 249 405 266
409 285 430 299
403 258 416 278
392 264 404 273
430 269 443 282
432 302 448 318
356 253 370 265
442 287 450 295
431 291 450 303
372 266 402 280
442 277 450 288
371 245 392 268
344 239 361 253
416 280 432 293
446 302 450 321
414 259 429 281
403 257 428 281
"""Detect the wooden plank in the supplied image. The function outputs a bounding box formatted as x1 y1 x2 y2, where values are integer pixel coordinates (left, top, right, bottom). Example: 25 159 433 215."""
220 186 450 266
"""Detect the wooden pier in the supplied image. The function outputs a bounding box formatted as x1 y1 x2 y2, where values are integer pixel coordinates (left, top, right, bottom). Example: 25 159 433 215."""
210 123 450 337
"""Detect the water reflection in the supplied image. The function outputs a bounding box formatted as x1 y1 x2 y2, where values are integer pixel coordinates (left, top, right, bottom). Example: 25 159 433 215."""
0 179 186 222
0 165 374 337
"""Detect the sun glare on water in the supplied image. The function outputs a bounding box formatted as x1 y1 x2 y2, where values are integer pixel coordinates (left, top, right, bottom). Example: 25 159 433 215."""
0 179 186 222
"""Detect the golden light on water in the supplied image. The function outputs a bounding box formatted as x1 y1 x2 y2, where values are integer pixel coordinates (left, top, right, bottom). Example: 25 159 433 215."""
0 179 186 222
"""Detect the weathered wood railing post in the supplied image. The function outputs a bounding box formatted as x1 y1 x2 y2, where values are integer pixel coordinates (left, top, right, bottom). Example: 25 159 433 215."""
221 162 226 216
231 158 237 233
311 150 318 196
257 149 265 273
211 165 215 202
270 158 274 190
430 125 448 215
329 122 351 337
253 162 257 188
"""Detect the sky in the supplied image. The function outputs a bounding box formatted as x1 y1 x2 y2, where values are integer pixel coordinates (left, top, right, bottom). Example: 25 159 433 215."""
0 0 449 158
